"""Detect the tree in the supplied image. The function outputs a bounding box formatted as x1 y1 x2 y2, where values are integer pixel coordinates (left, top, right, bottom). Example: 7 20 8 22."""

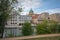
36 20 51 35
36 20 59 34
22 22 33 36
18 7 23 12
18 7 23 15
57 24 60 33
48 20 58 33
0 0 18 38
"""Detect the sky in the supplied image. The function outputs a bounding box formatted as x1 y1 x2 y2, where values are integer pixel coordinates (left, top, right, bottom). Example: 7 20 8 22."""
15 0 60 15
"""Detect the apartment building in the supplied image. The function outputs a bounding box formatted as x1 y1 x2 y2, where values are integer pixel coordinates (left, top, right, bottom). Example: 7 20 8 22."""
49 13 60 23
29 12 49 24
3 12 32 37
37 12 49 24
3 11 21 37
19 15 32 26
3 9 60 37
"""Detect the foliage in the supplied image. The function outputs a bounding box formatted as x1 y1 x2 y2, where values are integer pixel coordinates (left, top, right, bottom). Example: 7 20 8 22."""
48 20 58 33
8 34 14 37
0 0 18 38
36 20 59 34
18 8 23 12
57 24 60 33
36 20 51 34
22 22 33 36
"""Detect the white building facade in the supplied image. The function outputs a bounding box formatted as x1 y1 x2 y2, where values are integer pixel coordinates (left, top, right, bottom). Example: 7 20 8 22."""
3 11 32 37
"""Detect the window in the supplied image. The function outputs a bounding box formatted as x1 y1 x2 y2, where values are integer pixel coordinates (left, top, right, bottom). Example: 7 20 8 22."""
48 17 50 19
6 23 8 25
11 20 17 21
19 28 22 30
19 23 23 26
11 23 17 24
19 23 21 26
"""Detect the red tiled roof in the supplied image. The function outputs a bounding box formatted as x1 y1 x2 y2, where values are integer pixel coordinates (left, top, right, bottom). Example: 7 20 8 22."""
31 14 39 19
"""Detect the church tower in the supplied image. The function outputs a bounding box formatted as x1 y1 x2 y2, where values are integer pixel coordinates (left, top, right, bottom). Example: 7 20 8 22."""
28 8 34 16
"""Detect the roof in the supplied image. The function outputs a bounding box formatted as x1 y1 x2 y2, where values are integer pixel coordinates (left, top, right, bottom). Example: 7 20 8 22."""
31 14 39 19
19 15 32 20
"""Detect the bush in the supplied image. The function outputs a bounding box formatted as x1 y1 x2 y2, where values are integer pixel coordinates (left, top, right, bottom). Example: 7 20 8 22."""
22 22 33 36
36 20 51 34
57 24 60 33
48 20 58 33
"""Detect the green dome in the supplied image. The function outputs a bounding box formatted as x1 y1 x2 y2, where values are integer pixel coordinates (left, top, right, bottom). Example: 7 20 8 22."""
29 8 34 14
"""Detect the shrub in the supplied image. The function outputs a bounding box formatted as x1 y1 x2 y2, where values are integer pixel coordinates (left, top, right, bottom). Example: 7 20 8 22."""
22 22 33 36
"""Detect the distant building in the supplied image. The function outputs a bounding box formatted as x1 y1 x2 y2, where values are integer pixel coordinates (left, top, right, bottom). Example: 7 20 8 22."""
3 11 21 37
37 12 49 24
28 8 34 16
49 13 60 23
3 11 32 37
3 9 60 37
28 9 39 24
7 11 19 26
19 15 32 26
29 12 49 24
40 12 49 20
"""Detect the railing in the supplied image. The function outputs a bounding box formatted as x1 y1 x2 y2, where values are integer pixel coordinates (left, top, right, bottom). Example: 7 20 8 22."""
0 34 60 40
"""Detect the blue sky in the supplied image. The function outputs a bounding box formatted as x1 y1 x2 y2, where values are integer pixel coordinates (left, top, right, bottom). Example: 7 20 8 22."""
16 0 60 15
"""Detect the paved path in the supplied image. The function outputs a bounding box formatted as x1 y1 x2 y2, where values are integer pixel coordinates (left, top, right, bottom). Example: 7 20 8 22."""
0 34 60 40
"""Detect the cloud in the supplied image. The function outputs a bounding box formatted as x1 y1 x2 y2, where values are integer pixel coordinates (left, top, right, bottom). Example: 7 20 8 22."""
39 8 60 14
17 0 42 15
16 0 60 15
20 0 42 8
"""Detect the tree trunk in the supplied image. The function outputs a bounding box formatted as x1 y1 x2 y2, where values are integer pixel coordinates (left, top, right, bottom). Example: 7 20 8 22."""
0 28 4 38
0 21 5 38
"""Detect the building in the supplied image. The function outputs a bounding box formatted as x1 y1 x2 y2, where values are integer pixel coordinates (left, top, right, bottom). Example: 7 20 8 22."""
28 9 39 24
3 9 60 37
37 12 49 24
3 11 32 37
49 13 60 23
3 10 21 37
29 12 49 24
28 8 34 16
19 15 32 26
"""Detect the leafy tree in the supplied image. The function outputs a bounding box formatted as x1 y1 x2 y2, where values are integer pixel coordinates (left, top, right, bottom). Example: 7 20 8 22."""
56 24 60 33
36 20 51 34
18 7 23 12
0 0 18 38
48 20 58 33
36 20 59 34
22 22 33 36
